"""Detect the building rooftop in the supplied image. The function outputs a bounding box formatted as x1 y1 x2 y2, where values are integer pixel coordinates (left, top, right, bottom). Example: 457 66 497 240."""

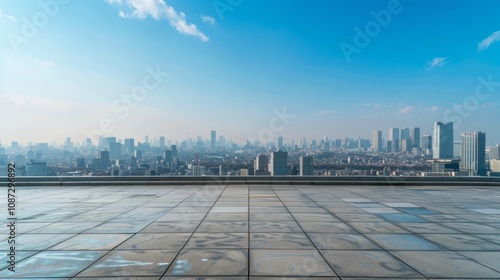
1 181 500 279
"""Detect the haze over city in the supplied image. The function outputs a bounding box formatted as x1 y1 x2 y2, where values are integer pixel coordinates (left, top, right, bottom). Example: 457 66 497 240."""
1 0 500 144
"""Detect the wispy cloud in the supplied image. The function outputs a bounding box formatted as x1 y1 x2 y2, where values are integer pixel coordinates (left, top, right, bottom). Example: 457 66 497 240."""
478 31 500 52
201 15 216 25
426 57 447 70
397 105 415 115
0 9 17 23
105 0 209 42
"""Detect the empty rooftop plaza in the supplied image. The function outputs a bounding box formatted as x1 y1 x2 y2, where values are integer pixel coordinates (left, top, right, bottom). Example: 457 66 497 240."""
1 178 500 279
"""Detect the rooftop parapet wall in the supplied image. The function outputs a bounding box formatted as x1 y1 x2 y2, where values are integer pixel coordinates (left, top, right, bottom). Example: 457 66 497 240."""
2 176 500 186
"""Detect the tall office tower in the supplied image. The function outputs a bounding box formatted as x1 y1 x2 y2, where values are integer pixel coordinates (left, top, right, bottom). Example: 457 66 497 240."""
171 145 178 158
75 158 86 169
433 121 454 159
453 141 461 158
422 135 432 150
278 136 284 150
386 140 393 153
159 136 166 148
254 154 268 172
109 142 122 157
373 130 382 152
299 156 313 175
164 150 173 163
401 128 410 141
124 138 135 155
389 128 400 152
99 151 110 170
144 135 149 145
490 145 500 160
85 138 92 149
401 139 412 152
460 132 486 176
135 150 143 161
211 130 216 151
270 151 288 176
411 127 420 148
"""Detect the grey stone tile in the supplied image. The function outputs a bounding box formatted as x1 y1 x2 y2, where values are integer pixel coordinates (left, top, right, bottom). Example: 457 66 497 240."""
392 251 500 278
117 233 191 250
77 250 178 277
384 203 421 208
166 249 248 276
250 221 303 233
292 213 340 222
308 233 381 250
457 251 500 271
376 213 428 223
84 221 150 233
156 212 207 222
362 207 402 214
440 222 500 234
28 222 100 234
322 250 421 278
197 221 248 233
477 234 500 244
347 222 408 233
141 221 200 233
0 251 105 277
250 250 336 276
204 213 248 221
186 233 248 249
250 213 295 222
366 234 443 250
336 214 385 222
15 234 76 250
421 233 500 250
50 234 132 250
298 222 355 233
397 222 459 234
250 233 314 249
0 250 40 270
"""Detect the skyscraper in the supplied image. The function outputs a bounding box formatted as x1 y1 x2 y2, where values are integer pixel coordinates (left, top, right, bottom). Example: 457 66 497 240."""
278 136 284 150
99 151 110 170
373 130 382 152
159 136 166 148
211 130 216 151
124 138 135 155
411 127 420 148
270 151 288 176
422 135 432 150
254 154 268 172
433 122 454 159
389 128 400 152
401 128 410 141
460 132 486 176
490 145 500 160
299 156 313 175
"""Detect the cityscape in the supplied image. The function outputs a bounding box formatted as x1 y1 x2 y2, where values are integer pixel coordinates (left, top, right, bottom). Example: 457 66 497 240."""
1 121 499 177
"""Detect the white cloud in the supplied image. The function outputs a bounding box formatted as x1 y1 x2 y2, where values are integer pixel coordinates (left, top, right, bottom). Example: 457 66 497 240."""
426 57 447 70
201 15 216 25
106 0 209 42
0 9 17 23
481 102 500 109
428 106 441 113
397 106 415 115
478 31 500 52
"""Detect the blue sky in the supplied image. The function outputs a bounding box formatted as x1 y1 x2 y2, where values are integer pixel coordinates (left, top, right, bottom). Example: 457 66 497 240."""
1 0 500 145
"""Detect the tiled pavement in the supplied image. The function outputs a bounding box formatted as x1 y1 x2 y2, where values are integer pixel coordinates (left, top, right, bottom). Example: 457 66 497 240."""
0 184 500 279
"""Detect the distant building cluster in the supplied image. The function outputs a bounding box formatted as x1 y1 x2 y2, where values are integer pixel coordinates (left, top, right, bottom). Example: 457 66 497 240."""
0 124 498 177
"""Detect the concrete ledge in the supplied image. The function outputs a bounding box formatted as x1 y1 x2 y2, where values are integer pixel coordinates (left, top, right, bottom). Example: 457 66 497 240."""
1 176 500 187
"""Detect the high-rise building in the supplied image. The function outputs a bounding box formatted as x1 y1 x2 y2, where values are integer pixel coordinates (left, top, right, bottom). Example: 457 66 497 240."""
254 154 268 172
109 142 122 158
211 130 216 151
401 128 410 141
76 158 86 169
144 135 149 145
278 136 284 150
373 130 382 152
490 145 500 160
460 132 486 176
171 145 178 158
453 141 461 158
433 122 454 159
411 127 420 148
422 135 432 150
401 139 412 152
124 138 135 155
26 161 47 176
159 136 166 148
99 151 110 170
389 128 400 152
270 151 288 176
299 156 313 175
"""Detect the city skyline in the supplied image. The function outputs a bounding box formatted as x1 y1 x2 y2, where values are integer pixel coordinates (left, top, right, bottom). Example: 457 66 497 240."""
1 1 500 143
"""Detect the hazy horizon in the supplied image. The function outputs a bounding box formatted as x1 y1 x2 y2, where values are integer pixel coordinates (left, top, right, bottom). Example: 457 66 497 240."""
2 0 500 145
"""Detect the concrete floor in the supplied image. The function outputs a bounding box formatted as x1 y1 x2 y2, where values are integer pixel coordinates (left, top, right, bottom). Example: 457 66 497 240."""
1 184 499 279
